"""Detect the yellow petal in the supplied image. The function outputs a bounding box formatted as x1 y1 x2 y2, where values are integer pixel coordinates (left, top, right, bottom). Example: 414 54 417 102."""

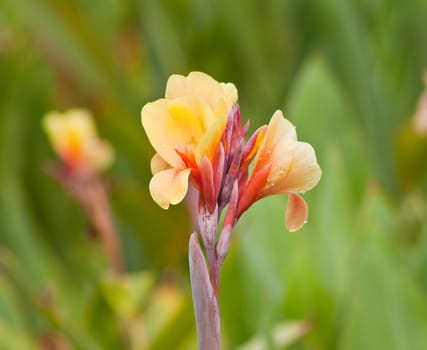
149 168 191 209
166 72 222 107
195 115 227 164
165 72 237 117
141 99 184 168
214 82 238 117
150 153 170 174
285 194 308 232
142 99 181 168
84 139 114 170
142 97 215 168
42 109 101 167
254 110 297 186
43 109 96 151
276 142 321 194
165 74 187 99
167 99 205 139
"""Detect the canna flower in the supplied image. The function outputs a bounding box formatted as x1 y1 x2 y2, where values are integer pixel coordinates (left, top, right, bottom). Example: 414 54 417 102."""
141 71 237 209
141 71 321 232
43 109 122 273
237 110 321 231
43 109 114 171
142 72 322 350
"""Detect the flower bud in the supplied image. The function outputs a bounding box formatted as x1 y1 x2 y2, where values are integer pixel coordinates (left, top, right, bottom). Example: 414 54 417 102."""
216 225 233 266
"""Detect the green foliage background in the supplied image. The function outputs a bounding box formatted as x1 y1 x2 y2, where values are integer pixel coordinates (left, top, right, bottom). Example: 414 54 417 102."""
1 0 427 349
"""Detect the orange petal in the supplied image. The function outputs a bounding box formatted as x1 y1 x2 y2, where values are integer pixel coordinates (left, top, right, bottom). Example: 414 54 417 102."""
236 161 271 218
285 194 308 232
149 168 191 209
199 156 216 212
243 125 267 164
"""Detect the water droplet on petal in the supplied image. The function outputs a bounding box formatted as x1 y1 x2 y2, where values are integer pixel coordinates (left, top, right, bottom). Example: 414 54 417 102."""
304 220 308 224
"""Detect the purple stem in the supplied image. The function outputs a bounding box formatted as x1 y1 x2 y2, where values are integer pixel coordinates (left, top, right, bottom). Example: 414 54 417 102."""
189 233 221 350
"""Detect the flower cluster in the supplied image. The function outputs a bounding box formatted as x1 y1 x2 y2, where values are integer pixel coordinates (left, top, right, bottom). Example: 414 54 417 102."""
141 72 321 235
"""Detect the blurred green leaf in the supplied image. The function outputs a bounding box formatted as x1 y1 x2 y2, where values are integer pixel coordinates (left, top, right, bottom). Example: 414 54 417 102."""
101 271 154 319
339 190 427 350
237 320 311 350
287 56 371 201
0 319 37 350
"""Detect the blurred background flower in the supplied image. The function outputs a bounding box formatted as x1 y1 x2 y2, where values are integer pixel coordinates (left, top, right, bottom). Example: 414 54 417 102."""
43 109 114 171
1 0 427 349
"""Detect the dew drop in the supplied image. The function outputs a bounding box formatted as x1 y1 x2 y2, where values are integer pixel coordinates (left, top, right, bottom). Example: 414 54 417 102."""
304 220 308 224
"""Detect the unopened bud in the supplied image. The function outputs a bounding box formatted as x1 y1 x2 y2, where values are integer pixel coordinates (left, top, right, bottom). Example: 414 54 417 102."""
241 120 250 136
228 139 244 178
216 225 233 265
224 181 238 227
199 156 216 213
198 204 218 249
222 105 237 151
219 173 235 210
213 143 225 200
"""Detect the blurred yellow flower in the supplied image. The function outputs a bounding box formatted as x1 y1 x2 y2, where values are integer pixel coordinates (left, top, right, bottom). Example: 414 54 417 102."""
43 109 114 171
238 111 321 231
141 72 238 209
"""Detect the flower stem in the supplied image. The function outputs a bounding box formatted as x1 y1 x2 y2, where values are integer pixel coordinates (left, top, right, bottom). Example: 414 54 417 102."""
206 246 221 301
46 165 124 274
210 263 221 302
189 233 221 350
87 179 124 274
